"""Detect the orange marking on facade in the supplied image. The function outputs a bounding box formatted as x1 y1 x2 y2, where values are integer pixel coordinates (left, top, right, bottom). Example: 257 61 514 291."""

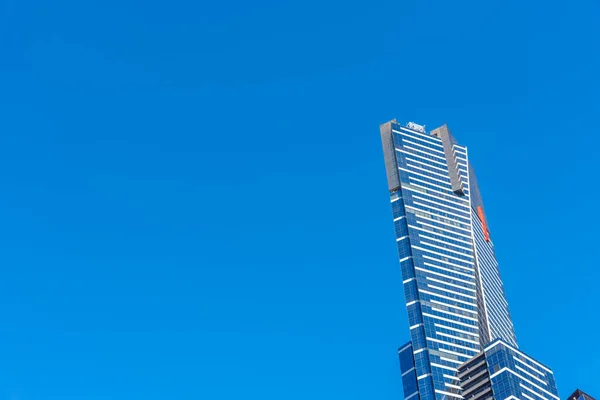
477 206 490 242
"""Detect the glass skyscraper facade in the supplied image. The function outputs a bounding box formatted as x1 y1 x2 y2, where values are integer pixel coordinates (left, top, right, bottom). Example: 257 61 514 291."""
459 339 558 400
380 120 558 400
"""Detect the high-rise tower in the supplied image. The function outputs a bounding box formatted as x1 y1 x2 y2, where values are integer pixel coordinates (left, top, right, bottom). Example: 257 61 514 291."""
380 120 558 400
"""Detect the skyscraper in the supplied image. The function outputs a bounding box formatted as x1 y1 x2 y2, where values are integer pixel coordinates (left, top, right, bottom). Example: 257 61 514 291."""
380 120 558 400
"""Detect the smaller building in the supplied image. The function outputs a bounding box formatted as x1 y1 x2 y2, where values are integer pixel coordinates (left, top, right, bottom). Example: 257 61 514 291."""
567 389 595 400
458 339 559 400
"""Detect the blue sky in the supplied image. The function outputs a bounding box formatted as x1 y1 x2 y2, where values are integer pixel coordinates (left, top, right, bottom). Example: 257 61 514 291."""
0 0 598 399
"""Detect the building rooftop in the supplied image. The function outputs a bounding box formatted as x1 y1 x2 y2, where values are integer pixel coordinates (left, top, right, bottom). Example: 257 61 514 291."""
567 389 595 400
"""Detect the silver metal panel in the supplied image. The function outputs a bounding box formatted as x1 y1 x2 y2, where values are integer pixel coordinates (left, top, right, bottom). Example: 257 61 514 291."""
380 121 401 192
430 124 465 196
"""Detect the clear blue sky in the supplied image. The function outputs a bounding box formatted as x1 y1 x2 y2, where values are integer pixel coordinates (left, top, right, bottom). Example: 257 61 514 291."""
0 0 598 399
